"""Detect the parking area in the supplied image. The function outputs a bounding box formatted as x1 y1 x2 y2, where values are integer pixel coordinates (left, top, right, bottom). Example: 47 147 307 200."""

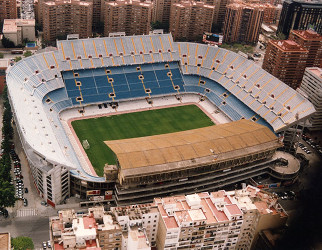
299 134 322 157
10 124 57 218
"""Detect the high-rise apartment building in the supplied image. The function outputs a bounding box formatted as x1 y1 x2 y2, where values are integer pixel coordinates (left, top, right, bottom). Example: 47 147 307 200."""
223 3 264 44
216 0 230 30
262 3 277 24
277 0 322 38
152 0 179 24
169 0 214 41
92 0 102 28
262 40 308 89
42 0 93 42
289 30 322 68
103 0 152 37
155 186 287 250
49 186 287 249
299 67 322 131
110 204 160 248
0 0 17 23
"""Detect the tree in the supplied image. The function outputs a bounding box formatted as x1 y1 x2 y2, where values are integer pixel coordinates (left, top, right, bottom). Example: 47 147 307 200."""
1 36 15 48
11 236 34 250
0 85 16 208
276 32 286 40
0 181 16 208
35 22 43 32
0 53 4 59
23 50 32 57
14 56 22 62
93 22 104 35
151 21 169 32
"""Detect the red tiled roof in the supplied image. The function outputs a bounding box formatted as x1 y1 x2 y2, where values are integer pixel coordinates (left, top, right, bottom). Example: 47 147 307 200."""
83 216 97 229
163 216 179 229
226 204 242 216
206 198 228 222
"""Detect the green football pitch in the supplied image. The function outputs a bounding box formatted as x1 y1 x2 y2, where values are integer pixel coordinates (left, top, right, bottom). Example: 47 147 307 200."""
71 105 214 176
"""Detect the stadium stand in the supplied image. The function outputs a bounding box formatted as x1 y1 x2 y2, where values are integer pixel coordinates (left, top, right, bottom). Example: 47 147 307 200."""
6 34 315 206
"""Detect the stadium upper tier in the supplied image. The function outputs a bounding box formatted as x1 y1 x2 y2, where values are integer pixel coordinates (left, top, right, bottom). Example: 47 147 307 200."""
6 34 315 182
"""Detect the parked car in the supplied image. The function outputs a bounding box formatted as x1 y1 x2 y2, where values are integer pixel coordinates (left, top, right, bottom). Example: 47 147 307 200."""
41 201 48 206
42 241 47 249
24 187 28 193
23 198 28 207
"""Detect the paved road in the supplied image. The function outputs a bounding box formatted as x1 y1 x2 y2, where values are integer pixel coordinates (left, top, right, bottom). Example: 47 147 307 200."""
0 216 50 248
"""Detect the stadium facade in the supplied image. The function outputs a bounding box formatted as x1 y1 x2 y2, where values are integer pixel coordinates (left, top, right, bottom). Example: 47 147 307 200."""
6 34 315 207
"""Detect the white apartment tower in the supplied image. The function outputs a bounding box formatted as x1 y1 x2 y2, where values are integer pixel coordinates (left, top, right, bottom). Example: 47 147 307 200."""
299 67 322 131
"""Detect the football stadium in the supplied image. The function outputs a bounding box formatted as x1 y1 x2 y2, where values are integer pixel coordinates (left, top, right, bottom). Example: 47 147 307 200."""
6 33 314 206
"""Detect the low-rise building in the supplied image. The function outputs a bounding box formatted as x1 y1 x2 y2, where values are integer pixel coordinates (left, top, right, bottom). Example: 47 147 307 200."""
50 207 122 249
2 19 35 46
0 59 9 94
0 232 10 250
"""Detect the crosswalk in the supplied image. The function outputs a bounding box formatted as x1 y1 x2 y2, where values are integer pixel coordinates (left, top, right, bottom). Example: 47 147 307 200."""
16 208 37 217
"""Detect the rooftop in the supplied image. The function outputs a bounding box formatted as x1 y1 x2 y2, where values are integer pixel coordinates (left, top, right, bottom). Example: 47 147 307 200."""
2 19 35 33
105 120 280 178
0 59 9 68
271 40 308 52
291 30 322 40
155 185 287 230
0 233 10 250
307 67 322 80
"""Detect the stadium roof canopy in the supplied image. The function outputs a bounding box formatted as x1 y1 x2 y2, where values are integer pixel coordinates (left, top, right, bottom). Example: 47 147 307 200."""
105 120 281 179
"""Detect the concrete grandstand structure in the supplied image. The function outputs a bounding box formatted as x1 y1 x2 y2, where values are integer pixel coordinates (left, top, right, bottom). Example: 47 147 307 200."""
6 34 315 207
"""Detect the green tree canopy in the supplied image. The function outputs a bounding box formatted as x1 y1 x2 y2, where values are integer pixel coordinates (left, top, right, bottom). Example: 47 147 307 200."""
0 85 16 208
1 36 15 48
14 56 22 62
23 50 32 57
0 181 15 208
11 236 34 250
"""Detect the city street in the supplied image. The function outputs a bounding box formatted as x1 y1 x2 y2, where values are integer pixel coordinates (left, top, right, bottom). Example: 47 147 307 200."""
0 95 56 248
0 216 50 249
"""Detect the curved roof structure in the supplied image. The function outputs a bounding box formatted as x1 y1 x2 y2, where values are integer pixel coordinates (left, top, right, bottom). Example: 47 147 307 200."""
6 33 315 182
105 120 281 180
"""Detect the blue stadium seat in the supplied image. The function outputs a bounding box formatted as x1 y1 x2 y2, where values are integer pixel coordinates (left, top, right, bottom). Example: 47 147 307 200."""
63 61 186 105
